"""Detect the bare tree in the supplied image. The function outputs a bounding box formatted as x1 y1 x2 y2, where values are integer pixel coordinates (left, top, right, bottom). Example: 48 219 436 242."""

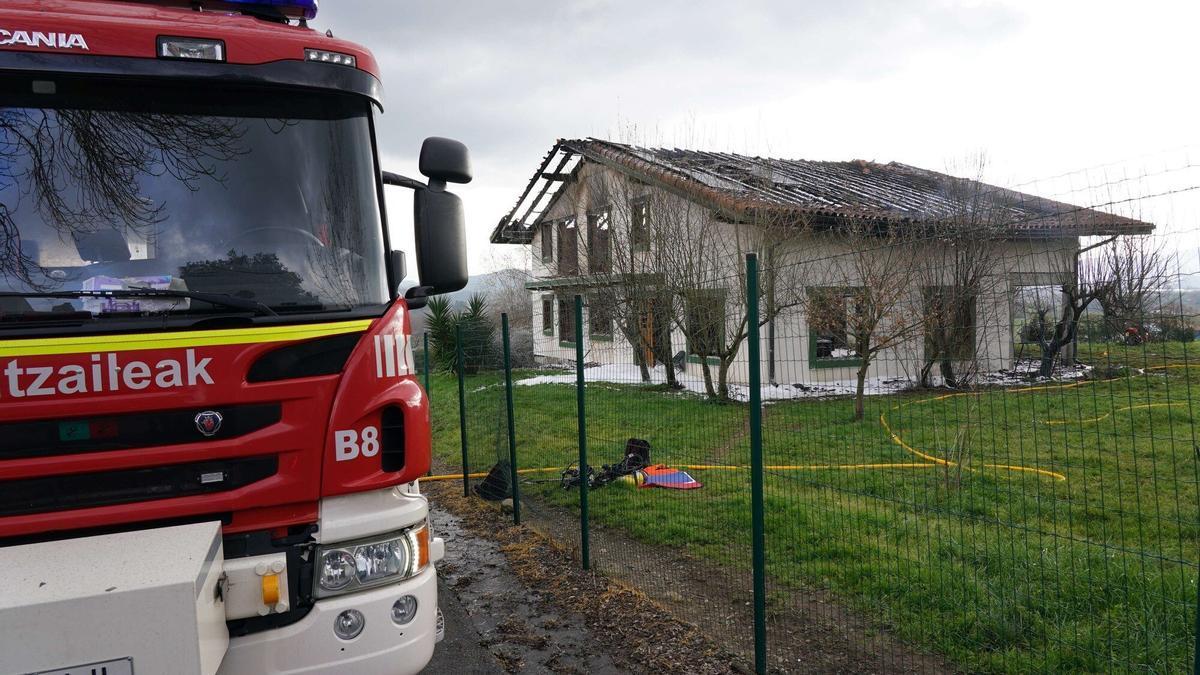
484 267 537 367
920 266 981 388
679 210 813 401
1031 237 1112 377
804 221 925 420
917 160 1005 388
575 169 680 386
578 164 810 400
483 267 535 330
1095 235 1170 338
1014 293 1053 360
1031 235 1166 376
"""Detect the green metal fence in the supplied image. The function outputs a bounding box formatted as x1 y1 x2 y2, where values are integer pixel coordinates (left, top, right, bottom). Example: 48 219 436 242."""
431 238 1200 674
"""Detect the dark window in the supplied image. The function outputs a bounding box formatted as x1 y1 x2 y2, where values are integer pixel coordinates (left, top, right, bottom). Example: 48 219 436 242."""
923 286 977 360
540 222 554 262
558 296 576 343
685 290 725 357
808 288 863 366
589 295 613 337
587 210 611 274
631 200 650 251
556 218 578 276
542 296 554 335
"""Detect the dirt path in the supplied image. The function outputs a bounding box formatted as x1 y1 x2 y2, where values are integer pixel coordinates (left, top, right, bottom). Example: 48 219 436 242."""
426 577 507 673
432 503 623 673
427 481 748 674
513 493 955 674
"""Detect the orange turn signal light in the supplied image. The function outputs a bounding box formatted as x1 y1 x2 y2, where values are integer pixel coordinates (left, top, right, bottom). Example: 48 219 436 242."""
261 573 280 605
416 524 429 570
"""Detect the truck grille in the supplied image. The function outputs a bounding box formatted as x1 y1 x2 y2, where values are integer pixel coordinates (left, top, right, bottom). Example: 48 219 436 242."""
0 403 281 460
0 456 278 517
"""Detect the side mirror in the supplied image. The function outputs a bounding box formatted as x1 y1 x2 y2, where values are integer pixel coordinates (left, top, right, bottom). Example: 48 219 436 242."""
388 250 406 289
383 137 472 303
419 137 472 187
412 187 468 295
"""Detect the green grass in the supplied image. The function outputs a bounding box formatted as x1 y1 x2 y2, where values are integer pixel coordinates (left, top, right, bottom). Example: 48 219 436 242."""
427 345 1200 674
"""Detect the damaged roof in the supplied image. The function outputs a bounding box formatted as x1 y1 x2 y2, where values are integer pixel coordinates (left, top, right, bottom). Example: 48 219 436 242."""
490 138 1154 244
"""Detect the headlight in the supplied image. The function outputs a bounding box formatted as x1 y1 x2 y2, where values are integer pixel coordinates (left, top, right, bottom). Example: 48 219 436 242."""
391 595 419 625
319 549 357 592
334 609 366 640
355 540 407 584
314 523 430 598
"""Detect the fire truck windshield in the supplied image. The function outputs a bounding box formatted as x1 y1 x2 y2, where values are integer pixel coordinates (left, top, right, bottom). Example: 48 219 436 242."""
0 75 389 322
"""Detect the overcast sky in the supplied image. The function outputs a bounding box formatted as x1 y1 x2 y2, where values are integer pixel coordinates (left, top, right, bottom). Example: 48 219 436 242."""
314 0 1200 278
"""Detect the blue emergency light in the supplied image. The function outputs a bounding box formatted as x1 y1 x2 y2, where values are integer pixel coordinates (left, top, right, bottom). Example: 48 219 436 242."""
223 0 319 20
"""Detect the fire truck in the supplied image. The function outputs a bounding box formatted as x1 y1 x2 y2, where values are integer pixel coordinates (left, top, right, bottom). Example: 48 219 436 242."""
0 1 469 673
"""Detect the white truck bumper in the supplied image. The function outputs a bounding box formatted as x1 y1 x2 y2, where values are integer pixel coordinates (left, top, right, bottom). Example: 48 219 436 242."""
218 484 444 675
217 565 438 675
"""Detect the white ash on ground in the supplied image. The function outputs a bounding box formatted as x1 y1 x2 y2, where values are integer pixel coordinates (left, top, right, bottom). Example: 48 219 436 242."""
515 360 1096 401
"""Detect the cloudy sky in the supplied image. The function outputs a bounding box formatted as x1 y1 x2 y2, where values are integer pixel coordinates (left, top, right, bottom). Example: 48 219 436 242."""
314 0 1200 277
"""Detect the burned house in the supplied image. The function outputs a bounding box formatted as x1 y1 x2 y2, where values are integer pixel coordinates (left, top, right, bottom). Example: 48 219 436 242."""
490 139 1153 388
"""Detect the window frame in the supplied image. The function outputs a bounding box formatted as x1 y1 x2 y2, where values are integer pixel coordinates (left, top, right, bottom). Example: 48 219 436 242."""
556 217 579 277
558 295 577 347
539 222 554 263
541 294 555 336
586 208 612 275
588 293 614 341
807 286 865 369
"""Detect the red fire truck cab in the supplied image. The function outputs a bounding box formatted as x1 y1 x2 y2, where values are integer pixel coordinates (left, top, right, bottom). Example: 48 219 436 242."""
0 1 468 673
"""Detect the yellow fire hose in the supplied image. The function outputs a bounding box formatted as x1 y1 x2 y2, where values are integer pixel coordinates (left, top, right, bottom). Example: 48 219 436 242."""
422 462 945 482
422 363 1194 485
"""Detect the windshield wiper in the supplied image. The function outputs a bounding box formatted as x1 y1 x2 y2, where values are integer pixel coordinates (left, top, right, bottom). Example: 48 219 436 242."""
0 289 278 316
0 310 93 326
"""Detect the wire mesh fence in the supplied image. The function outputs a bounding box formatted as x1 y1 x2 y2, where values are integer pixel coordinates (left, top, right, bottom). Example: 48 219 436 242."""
429 162 1200 673
754 235 1200 674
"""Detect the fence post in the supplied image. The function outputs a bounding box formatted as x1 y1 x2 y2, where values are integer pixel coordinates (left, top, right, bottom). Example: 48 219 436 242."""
574 294 590 570
501 313 521 525
423 332 431 402
455 323 469 497
424 332 432 477
746 253 768 675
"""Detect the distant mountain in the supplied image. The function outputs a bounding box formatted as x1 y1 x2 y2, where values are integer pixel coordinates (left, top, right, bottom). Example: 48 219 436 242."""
446 269 526 307
404 268 528 335
401 269 523 306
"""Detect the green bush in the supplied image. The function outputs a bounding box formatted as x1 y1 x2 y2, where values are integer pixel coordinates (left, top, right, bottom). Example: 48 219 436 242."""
426 294 496 374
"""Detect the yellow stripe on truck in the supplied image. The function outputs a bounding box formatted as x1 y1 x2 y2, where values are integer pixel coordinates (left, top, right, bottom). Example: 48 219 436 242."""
0 319 375 358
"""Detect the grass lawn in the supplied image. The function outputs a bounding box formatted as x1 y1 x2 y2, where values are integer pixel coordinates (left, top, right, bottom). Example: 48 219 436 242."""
427 344 1200 674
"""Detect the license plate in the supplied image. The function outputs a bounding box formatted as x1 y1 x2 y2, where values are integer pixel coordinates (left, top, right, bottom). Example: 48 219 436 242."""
32 657 133 675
